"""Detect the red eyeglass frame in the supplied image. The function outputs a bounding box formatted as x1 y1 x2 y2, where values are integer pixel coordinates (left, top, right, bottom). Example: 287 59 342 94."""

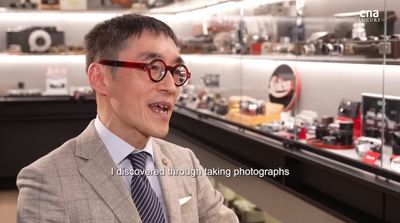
98 59 191 86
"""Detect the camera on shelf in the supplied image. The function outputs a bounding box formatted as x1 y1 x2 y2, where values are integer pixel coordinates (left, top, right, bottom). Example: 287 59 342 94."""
280 112 295 131
315 116 334 140
144 0 174 8
9 0 37 9
321 41 344 56
300 31 335 56
7 26 65 53
343 34 400 58
391 131 400 155
201 74 220 88
239 99 265 116
210 98 229 116
321 120 354 146
295 110 318 128
356 136 382 158
259 122 282 133
391 132 400 172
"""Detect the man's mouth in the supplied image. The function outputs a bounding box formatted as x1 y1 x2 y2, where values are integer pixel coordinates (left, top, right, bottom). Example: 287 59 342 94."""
148 102 171 114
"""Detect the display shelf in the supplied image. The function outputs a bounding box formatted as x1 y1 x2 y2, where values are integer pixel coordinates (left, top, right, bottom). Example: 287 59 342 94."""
171 104 400 222
147 0 231 14
243 54 400 65
181 53 400 65
177 103 400 180
175 104 400 182
2 53 398 65
0 8 126 21
0 54 85 61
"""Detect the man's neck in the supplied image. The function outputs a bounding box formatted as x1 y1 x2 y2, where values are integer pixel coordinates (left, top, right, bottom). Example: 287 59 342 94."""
97 112 149 149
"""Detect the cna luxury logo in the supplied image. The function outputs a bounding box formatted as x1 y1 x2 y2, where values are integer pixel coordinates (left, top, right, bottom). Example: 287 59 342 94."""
359 10 381 22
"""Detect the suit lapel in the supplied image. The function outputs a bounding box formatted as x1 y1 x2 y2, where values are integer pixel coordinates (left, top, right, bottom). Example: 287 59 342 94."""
75 121 141 223
153 140 182 223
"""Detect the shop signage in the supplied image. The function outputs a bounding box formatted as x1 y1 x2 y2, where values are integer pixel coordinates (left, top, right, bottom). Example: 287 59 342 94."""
268 64 301 111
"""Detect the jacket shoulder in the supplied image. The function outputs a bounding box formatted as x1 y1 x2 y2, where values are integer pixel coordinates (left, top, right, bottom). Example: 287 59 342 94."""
17 138 77 177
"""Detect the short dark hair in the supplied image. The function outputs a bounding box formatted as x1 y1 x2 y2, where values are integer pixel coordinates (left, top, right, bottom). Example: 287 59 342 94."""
84 14 179 71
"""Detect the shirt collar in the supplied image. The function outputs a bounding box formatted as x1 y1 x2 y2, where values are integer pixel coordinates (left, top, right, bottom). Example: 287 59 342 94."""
94 116 154 165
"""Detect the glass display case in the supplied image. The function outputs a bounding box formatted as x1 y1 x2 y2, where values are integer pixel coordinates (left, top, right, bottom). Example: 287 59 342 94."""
162 0 400 222
171 0 400 175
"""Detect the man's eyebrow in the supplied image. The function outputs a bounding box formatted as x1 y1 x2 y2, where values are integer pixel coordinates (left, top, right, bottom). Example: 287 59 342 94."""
140 53 185 64
140 52 162 61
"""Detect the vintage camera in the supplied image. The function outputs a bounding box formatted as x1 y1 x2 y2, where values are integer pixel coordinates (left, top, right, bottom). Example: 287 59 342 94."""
315 116 334 140
9 0 37 9
7 26 64 53
239 99 265 115
201 74 220 88
343 35 400 58
391 132 400 172
300 31 332 55
144 0 174 8
280 112 295 131
391 131 400 155
208 93 229 116
337 121 354 146
356 136 382 157
259 122 282 133
295 110 318 128
316 124 329 140
321 41 344 56
317 120 354 146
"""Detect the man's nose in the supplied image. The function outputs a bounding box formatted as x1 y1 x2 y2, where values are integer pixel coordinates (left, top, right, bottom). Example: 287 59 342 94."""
158 70 178 93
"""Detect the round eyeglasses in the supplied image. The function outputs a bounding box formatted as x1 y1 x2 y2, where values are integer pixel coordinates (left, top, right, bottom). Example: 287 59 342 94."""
98 59 191 86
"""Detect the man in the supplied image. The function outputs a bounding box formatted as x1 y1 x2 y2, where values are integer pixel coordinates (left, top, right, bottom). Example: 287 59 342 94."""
17 14 239 223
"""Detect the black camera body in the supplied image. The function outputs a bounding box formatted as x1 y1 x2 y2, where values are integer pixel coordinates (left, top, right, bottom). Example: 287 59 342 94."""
239 99 265 115
7 26 64 53
338 99 360 119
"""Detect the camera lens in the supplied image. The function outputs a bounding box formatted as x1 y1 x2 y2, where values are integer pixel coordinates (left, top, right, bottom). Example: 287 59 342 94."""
339 121 354 131
322 43 334 55
36 37 46 47
338 130 353 146
316 124 329 140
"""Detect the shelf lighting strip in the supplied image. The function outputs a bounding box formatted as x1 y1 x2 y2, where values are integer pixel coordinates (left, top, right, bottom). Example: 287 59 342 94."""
0 11 123 22
0 54 85 63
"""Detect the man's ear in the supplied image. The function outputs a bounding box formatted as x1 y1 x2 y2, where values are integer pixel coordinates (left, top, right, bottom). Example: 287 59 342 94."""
87 63 108 96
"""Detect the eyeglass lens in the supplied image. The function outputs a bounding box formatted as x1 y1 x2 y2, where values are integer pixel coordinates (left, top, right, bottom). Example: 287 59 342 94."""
148 60 188 85
148 60 165 81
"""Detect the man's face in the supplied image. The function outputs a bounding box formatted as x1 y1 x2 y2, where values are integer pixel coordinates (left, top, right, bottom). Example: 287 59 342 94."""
103 31 181 139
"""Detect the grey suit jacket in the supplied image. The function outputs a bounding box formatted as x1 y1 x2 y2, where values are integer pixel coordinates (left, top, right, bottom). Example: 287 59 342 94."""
17 121 238 223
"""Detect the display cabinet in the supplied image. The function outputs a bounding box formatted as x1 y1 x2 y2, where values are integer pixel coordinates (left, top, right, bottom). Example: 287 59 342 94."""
171 0 400 173
163 0 400 222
